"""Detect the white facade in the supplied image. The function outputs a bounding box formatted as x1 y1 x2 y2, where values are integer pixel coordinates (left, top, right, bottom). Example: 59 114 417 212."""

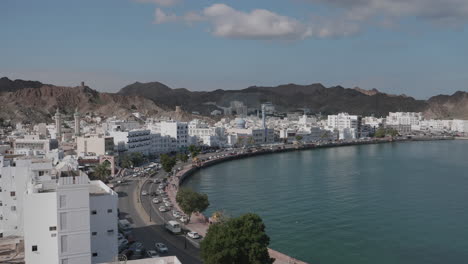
89 181 118 264
0 157 54 237
386 112 422 126
24 174 92 264
109 130 152 155
159 121 189 150
327 113 360 130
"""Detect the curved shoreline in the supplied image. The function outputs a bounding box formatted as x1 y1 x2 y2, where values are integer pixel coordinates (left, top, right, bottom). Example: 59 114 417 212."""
171 136 453 264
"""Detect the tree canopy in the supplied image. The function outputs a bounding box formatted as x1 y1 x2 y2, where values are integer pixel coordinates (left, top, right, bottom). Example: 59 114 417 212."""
177 153 189 163
92 162 110 182
374 128 399 138
160 154 177 173
176 188 209 223
188 145 200 158
200 213 274 264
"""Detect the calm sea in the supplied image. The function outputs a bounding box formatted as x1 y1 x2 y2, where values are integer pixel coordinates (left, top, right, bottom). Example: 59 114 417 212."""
184 140 468 264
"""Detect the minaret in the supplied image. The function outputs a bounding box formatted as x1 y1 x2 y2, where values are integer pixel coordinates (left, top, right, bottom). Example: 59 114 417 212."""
55 108 62 141
74 108 80 137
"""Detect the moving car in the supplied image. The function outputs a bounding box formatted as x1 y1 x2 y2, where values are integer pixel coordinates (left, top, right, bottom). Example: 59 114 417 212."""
155 243 168 253
146 250 160 258
141 191 148 196
187 231 200 239
164 220 181 234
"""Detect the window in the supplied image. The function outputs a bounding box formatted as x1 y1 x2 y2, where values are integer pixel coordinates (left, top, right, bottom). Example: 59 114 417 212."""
92 253 98 257
92 232 97 236
60 212 67 230
51 234 57 237
107 209 112 213
32 245 38 252
61 259 68 264
61 235 68 253
91 210 97 215
39 171 45 176
10 192 15 197
49 226 57 231
107 229 114 234
11 206 16 211
59 195 66 208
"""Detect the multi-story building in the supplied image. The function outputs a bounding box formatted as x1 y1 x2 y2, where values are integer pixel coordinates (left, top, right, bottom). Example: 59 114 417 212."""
77 135 115 156
13 134 57 156
188 120 225 147
159 121 189 150
0 156 54 237
109 129 152 155
327 113 362 140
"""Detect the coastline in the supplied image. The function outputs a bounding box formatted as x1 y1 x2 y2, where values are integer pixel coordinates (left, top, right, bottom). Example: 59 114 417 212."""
167 136 453 264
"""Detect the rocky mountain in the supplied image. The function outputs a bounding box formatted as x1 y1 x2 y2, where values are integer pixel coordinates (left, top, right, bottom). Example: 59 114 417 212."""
119 82 431 117
424 91 468 119
0 78 205 123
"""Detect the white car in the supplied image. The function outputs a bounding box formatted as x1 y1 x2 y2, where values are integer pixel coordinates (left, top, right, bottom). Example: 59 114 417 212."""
141 191 148 196
187 231 200 239
146 250 159 258
172 211 181 218
152 198 160 204
164 202 172 207
155 243 168 253
158 206 168 212
180 215 188 223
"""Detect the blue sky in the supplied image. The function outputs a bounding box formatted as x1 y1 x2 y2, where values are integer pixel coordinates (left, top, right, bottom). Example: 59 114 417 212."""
1 0 467 98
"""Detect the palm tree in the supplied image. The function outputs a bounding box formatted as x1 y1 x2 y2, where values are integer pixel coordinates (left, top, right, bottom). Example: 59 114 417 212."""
93 162 110 182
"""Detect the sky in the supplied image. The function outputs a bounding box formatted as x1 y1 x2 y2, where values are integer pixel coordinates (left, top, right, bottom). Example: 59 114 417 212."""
1 0 467 98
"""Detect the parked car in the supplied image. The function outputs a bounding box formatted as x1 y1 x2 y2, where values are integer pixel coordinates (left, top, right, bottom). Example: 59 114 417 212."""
180 215 188 223
155 243 169 253
152 198 160 204
187 231 200 239
146 250 160 258
164 202 172 207
172 210 181 218
158 206 168 212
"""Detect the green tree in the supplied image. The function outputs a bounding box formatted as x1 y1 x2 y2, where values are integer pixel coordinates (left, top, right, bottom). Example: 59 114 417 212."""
176 188 209 223
92 162 110 182
295 135 303 141
200 213 274 264
178 153 189 163
247 136 255 145
188 145 200 158
160 154 177 173
129 152 145 167
374 128 386 138
120 155 133 169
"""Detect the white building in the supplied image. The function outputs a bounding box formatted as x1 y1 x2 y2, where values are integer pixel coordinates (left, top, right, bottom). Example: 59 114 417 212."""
109 129 152 155
327 113 361 140
0 156 118 264
89 181 118 264
158 121 189 150
0 157 54 237
386 112 422 126
13 134 57 156
188 120 225 147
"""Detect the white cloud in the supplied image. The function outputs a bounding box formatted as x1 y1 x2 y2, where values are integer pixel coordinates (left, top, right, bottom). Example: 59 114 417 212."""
152 3 360 40
134 0 179 7
201 4 312 39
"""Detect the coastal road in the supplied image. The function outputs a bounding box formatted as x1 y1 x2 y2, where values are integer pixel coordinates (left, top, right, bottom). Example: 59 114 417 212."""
115 176 202 264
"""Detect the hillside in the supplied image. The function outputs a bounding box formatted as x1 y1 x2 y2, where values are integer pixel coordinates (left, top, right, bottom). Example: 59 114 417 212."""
0 78 208 123
119 82 430 117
